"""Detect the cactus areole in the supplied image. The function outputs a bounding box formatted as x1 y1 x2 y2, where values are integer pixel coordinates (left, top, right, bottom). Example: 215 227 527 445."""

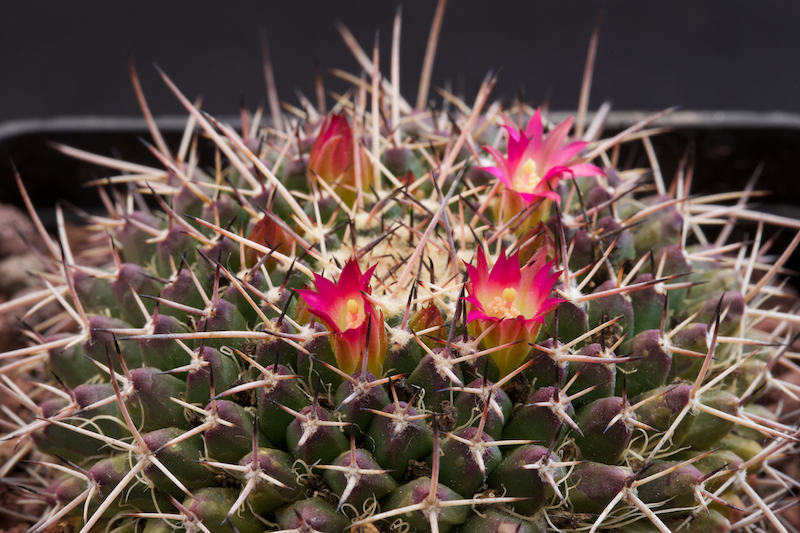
1 4 798 533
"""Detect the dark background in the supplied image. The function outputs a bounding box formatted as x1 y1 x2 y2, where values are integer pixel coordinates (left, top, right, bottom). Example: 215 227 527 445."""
1 1 799 121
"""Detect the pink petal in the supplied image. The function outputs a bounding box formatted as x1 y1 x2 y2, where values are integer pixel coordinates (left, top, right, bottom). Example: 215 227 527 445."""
475 247 490 284
308 274 340 303
481 145 512 180
361 263 378 289
529 266 562 314
467 309 497 323
340 324 362 344
297 293 340 331
486 247 521 294
480 165 514 189
524 108 544 155
466 247 491 303
464 294 484 311
550 141 589 167
504 126 529 167
568 163 604 177
337 259 365 296
539 116 574 169
517 190 561 205
539 296 565 316
519 247 547 283
325 114 353 145
296 288 326 310
542 165 573 183
501 118 521 142
314 116 334 146
517 252 548 311
309 309 341 331
465 263 480 288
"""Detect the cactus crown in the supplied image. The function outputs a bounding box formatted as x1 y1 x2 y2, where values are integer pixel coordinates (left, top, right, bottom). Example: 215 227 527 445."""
1 4 799 533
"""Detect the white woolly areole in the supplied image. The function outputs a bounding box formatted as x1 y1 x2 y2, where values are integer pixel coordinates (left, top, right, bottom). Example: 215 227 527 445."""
295 324 316 345
264 286 283 305
388 326 414 350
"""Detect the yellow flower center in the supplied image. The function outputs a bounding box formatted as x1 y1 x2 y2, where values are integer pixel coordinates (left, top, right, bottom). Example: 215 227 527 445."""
345 298 366 330
484 287 521 320
511 158 542 194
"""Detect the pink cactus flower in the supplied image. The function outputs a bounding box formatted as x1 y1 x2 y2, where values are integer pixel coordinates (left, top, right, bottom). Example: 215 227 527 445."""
481 108 602 205
465 246 562 378
297 259 387 376
307 113 372 206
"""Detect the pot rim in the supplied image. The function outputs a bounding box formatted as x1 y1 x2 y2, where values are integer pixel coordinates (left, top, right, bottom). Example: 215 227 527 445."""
2 110 800 143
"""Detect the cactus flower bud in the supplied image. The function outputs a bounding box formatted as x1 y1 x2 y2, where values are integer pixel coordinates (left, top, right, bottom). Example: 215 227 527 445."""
246 211 291 268
307 113 372 206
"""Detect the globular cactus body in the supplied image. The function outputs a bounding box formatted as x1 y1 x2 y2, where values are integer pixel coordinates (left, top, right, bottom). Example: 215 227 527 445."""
1 5 799 533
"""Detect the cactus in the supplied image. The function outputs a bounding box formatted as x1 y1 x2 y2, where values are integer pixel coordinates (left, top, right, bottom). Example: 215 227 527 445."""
2 4 800 533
